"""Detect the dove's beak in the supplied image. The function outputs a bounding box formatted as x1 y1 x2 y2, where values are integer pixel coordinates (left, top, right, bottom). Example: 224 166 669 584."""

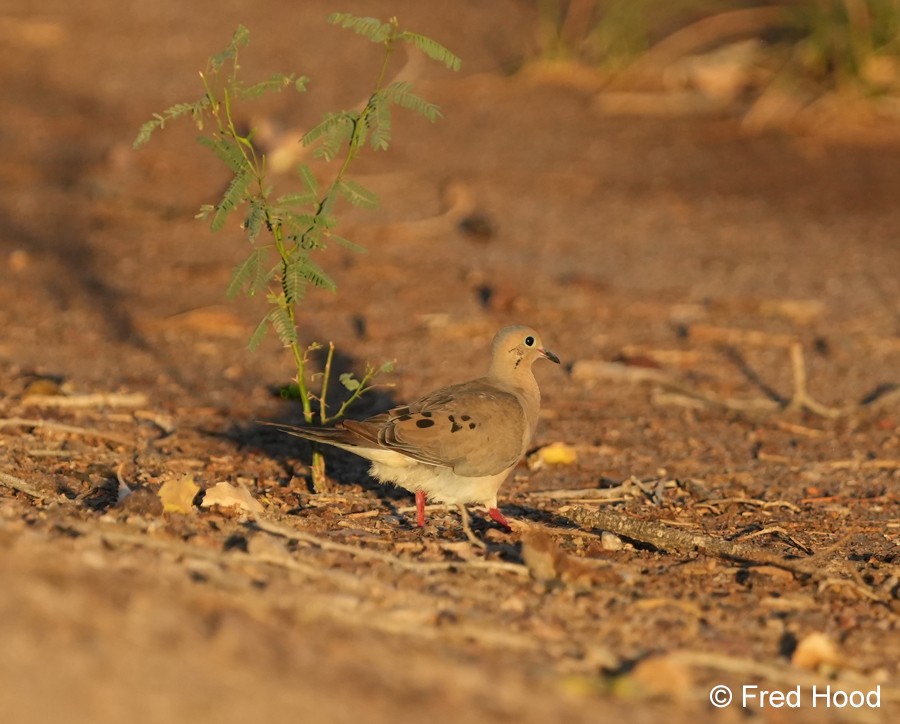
540 348 560 364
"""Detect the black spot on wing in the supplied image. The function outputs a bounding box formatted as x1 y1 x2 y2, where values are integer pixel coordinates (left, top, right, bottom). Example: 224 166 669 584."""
416 418 435 429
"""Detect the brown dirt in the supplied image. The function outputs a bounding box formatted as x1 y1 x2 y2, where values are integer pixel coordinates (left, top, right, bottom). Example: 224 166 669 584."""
1 2 898 722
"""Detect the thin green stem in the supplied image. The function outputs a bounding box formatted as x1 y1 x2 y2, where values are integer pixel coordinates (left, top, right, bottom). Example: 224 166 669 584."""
291 336 313 423
374 27 397 90
331 367 376 422
268 220 313 423
318 341 336 425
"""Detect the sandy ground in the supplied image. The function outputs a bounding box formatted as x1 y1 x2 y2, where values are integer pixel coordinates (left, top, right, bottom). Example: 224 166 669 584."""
1 2 899 722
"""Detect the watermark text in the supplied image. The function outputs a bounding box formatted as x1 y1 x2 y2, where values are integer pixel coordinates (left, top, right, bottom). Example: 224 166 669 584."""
709 684 881 710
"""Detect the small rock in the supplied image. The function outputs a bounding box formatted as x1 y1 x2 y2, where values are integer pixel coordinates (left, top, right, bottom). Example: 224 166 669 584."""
792 632 843 671
600 531 624 551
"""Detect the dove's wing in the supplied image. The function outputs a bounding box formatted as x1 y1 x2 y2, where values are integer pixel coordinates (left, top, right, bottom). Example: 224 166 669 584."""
342 378 528 476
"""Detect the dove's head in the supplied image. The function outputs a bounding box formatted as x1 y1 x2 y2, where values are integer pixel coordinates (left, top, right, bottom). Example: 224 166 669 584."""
490 325 560 376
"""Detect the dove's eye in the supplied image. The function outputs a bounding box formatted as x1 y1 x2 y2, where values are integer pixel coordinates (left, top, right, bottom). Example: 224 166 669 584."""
524 336 535 347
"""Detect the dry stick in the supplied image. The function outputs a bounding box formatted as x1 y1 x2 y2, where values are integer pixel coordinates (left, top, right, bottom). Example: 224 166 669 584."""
69 522 546 656
786 342 844 418
0 470 44 498
867 384 900 411
0 417 133 445
21 392 148 408
529 478 647 500
818 459 900 471
559 505 885 602
66 520 370 590
696 496 801 512
651 340 885 420
740 526 812 555
250 517 529 576
0 469 78 505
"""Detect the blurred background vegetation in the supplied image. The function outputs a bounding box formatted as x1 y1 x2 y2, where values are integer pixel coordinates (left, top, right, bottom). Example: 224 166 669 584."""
527 1 900 133
532 0 900 92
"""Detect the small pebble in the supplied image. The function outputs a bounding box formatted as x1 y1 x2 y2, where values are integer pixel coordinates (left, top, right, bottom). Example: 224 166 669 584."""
600 531 624 551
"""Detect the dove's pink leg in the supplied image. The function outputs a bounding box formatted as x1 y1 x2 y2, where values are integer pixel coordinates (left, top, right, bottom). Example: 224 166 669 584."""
488 507 512 532
415 490 426 527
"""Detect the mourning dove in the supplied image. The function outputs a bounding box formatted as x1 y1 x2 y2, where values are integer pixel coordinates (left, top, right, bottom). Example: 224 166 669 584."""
274 325 559 543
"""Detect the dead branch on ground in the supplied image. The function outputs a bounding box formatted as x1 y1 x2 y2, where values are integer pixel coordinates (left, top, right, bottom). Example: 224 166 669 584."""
560 504 887 603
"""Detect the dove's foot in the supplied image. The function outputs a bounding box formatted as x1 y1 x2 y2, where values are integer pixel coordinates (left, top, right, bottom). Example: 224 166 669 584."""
415 490 426 528
488 507 512 532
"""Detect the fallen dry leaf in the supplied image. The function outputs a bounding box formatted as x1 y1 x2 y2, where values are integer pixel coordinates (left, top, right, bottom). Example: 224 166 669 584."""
521 526 621 591
528 442 578 470
791 632 843 671
616 654 694 700
201 481 264 515
22 378 65 397
521 527 562 582
158 474 200 514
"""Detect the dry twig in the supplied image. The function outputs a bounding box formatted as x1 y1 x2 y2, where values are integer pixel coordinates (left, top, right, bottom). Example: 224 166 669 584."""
739 526 812 555
560 505 886 602
592 336 893 421
0 417 133 445
21 392 148 409
785 342 844 417
0 470 44 499
250 517 529 576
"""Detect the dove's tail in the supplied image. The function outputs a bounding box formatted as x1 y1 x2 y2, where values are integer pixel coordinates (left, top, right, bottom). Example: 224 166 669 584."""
260 421 375 451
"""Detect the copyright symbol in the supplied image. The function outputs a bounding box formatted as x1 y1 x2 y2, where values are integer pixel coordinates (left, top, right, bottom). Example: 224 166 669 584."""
709 684 732 708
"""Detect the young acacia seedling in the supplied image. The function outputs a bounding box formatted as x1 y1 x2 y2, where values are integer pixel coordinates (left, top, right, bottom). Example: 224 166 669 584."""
135 14 460 489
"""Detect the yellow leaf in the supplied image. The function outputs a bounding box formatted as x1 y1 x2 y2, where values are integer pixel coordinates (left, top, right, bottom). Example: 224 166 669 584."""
792 632 843 671
158 474 200 514
200 481 264 515
528 442 578 470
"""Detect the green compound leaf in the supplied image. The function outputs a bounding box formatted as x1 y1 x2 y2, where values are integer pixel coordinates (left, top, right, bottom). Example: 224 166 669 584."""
382 81 443 122
398 31 461 71
276 191 319 208
227 247 270 299
299 256 337 292
242 199 267 241
367 93 392 151
327 13 393 43
268 301 298 346
247 314 269 351
282 259 308 304
133 99 210 148
336 179 379 209
239 73 304 99
211 25 250 71
327 233 367 254
296 164 319 196
211 170 253 231
303 112 357 161
197 135 246 173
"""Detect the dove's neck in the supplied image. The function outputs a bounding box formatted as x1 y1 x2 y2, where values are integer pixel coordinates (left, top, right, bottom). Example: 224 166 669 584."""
488 363 542 435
